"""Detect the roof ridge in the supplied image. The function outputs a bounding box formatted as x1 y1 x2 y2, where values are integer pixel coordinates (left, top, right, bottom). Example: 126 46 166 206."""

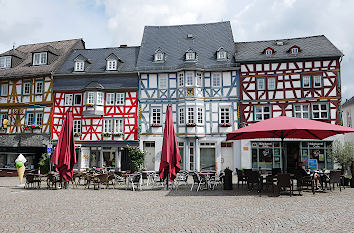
144 21 229 28
235 35 325 44
16 38 83 49
73 46 140 51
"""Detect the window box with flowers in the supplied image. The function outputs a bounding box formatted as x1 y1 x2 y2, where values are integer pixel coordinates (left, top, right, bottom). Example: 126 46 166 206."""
113 132 123 137
186 122 196 127
23 124 42 133
219 122 231 127
74 132 82 137
85 103 96 108
151 123 161 127
101 132 112 137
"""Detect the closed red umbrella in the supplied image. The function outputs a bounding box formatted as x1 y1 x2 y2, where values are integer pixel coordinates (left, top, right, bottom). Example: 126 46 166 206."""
227 116 354 141
159 106 181 183
51 111 77 182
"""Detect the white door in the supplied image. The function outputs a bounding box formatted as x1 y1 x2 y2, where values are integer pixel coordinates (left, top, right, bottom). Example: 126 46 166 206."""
143 142 155 171
221 142 233 170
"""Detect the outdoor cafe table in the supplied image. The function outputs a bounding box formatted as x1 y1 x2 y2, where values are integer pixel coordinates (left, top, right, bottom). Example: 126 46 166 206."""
141 171 155 186
199 172 215 190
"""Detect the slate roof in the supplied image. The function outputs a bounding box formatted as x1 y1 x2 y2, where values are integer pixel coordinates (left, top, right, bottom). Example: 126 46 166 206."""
235 35 343 62
342 96 354 107
0 39 84 78
136 21 236 71
56 46 140 74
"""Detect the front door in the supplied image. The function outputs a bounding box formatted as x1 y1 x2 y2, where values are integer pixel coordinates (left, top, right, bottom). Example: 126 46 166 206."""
286 142 300 171
143 142 155 171
221 142 233 170
200 148 216 170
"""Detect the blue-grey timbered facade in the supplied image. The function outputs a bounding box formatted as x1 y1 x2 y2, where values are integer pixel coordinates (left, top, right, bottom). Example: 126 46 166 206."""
137 22 240 172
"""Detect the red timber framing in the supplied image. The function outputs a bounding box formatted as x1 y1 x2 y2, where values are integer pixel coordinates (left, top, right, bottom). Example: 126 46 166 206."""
51 91 138 144
239 58 341 125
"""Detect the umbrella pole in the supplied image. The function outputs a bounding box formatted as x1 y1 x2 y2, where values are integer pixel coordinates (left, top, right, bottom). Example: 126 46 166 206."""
166 168 169 190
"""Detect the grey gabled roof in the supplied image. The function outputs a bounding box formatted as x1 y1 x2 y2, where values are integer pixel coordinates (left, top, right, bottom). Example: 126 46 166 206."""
235 35 343 62
137 21 236 71
56 46 140 74
0 39 84 78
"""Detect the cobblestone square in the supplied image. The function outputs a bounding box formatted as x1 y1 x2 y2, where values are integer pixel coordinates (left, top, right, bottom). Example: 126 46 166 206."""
0 177 353 233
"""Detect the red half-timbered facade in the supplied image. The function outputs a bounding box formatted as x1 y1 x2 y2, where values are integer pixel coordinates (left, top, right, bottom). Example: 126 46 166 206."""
235 35 344 171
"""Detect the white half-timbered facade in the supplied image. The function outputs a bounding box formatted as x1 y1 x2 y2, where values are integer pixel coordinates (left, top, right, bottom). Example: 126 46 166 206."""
235 35 343 171
137 22 239 172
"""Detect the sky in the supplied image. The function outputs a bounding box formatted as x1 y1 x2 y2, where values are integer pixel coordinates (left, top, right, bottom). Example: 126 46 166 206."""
0 0 353 100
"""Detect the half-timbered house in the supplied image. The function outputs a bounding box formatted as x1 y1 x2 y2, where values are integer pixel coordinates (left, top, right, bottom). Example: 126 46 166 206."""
137 22 239 172
0 39 84 173
235 35 343 171
52 46 139 170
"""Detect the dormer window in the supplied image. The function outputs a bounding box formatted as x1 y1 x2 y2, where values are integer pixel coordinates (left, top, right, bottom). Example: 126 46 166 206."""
33 52 47 65
290 46 300 54
265 49 273 56
107 59 117 70
74 60 85 71
185 51 196 61
217 48 227 61
0 56 11 69
154 49 165 62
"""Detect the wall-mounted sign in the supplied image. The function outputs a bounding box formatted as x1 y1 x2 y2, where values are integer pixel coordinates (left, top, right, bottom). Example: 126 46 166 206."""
243 146 249 151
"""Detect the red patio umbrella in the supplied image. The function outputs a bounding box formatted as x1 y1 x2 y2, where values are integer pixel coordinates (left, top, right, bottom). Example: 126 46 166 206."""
51 111 77 182
159 106 181 184
227 116 354 141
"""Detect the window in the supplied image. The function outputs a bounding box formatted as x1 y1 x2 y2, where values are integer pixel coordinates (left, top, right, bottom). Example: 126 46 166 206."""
267 77 276 90
312 103 328 119
87 92 95 104
189 142 194 170
0 56 11 69
114 119 124 134
96 92 103 105
294 104 310 119
103 119 113 133
302 76 311 88
220 107 231 123
313 75 322 88
178 73 184 87
107 60 117 70
179 108 185 124
347 111 352 128
254 106 271 121
185 52 196 61
291 47 299 54
116 93 125 105
159 76 168 89
26 112 35 125
106 93 115 105
265 49 273 55
187 107 194 124
197 107 203 124
26 112 43 125
217 50 227 60
74 61 85 71
23 81 31 95
0 83 8 97
196 72 202 86
186 72 194 86
154 52 164 62
35 81 43 94
178 142 184 170
257 78 265 90
152 108 161 124
73 120 82 134
212 73 221 87
33 52 47 65
64 94 73 106
74 94 82 106
35 112 43 125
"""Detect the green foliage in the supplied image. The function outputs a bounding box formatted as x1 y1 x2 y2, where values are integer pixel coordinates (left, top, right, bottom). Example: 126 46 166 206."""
127 145 145 172
331 140 354 176
39 153 51 174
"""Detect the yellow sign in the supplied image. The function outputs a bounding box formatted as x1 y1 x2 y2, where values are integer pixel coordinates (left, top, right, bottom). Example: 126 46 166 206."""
243 146 249 151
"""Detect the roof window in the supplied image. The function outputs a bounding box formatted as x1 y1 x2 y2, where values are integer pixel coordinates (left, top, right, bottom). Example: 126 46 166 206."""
0 56 11 69
33 52 47 66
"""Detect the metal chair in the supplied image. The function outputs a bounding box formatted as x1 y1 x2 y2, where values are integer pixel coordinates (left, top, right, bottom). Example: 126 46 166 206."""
25 174 41 189
277 173 294 196
190 173 206 192
236 168 247 188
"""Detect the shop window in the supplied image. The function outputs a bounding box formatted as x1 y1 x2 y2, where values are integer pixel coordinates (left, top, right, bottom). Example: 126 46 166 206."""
251 142 281 169
294 104 310 119
151 108 161 125
254 105 271 121
300 141 332 170
312 103 328 119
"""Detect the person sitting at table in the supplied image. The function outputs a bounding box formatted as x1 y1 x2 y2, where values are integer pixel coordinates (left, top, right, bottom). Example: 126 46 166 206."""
296 162 320 190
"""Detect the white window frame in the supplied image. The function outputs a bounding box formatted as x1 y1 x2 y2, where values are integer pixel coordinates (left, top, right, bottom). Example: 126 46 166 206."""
73 94 82 106
254 105 272 121
35 112 43 126
197 107 203 124
185 72 194 86
196 72 202 86
26 112 35 125
187 107 194 124
151 108 161 125
302 75 311 88
96 92 104 105
291 47 299 54
103 119 113 133
265 49 273 55
179 108 185 124
106 93 115 105
185 52 196 61
178 73 184 87
87 92 95 105
73 119 82 134
33 52 47 65
74 61 85 71
159 76 168 89
312 103 328 120
267 77 276 90
220 106 231 124
114 118 124 134
212 73 221 87
0 83 8 97
347 111 352 128
294 104 310 119
64 94 73 106
115 93 125 105
217 51 227 60
257 78 265 90
35 80 43 94
106 59 117 71
154 52 164 62
313 75 322 88
0 56 11 69
23 81 31 95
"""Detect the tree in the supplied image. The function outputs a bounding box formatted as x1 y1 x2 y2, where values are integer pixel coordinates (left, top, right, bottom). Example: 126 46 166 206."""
127 145 145 172
331 140 354 177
